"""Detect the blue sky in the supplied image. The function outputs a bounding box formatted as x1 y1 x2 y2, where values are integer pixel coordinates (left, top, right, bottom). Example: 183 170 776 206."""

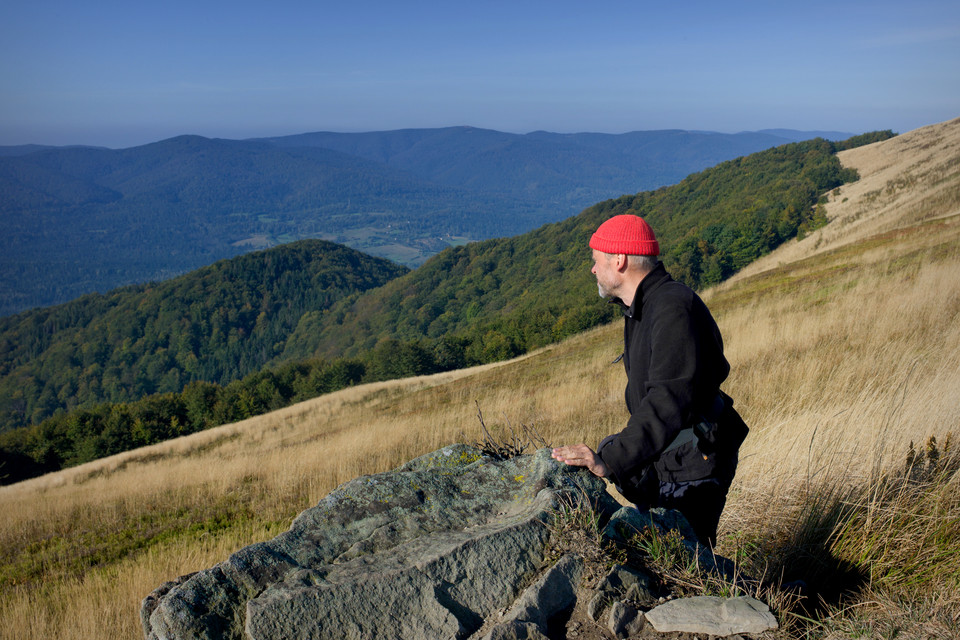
1 0 958 148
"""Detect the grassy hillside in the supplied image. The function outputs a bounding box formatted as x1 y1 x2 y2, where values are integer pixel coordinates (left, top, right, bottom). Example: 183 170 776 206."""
287 136 881 360
1 119 957 638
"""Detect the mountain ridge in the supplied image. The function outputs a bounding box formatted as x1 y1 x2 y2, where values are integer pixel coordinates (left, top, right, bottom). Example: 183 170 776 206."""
1 126 854 316
2 120 957 640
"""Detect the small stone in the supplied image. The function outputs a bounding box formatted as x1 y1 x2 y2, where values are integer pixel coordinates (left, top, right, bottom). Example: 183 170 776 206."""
587 591 607 622
486 621 551 640
624 582 656 608
607 601 645 639
604 506 699 550
646 595 779 636
598 564 655 600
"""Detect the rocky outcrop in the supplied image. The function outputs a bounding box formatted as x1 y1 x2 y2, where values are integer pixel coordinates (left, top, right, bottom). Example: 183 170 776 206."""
141 445 778 639
141 445 615 640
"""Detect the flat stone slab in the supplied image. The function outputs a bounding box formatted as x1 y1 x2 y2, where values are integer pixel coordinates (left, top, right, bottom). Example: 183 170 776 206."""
645 595 779 636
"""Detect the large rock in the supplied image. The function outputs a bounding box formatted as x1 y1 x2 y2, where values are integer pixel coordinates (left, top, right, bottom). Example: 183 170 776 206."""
141 445 612 640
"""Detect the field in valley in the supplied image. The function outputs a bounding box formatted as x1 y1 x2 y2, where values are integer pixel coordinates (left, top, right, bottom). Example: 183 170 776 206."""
1 119 959 639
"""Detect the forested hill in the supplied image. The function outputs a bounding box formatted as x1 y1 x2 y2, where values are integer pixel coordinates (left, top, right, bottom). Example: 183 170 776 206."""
2 127 848 316
283 134 891 362
0 240 407 432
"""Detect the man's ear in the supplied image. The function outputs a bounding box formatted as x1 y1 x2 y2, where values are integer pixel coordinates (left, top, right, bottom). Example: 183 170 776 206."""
615 253 629 272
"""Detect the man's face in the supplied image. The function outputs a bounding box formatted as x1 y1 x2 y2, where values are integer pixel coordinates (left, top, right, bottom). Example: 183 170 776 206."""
591 249 619 298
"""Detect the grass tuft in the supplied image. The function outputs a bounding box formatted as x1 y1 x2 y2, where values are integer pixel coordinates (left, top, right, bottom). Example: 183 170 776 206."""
473 401 549 460
830 435 960 595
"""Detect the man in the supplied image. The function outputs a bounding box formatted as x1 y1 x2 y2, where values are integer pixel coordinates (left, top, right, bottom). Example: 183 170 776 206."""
552 214 748 546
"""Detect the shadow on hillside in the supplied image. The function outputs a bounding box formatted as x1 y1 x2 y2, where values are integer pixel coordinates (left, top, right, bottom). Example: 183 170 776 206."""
775 540 868 617
762 434 960 621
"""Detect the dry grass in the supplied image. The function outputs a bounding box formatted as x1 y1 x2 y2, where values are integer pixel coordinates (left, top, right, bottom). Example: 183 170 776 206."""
716 218 960 483
3 119 960 639
731 116 960 282
0 333 629 640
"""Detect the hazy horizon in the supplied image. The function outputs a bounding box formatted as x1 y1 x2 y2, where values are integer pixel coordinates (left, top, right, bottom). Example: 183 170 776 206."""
0 124 864 152
2 1 957 149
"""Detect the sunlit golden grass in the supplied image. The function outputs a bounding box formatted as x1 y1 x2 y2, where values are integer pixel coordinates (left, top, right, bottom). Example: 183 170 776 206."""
0 334 631 640
3 124 960 638
717 216 960 462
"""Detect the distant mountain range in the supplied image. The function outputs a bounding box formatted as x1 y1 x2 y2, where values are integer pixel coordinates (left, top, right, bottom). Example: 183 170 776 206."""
0 126 853 316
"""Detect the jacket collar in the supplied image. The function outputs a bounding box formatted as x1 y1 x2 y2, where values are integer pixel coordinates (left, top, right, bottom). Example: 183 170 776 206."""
614 262 670 319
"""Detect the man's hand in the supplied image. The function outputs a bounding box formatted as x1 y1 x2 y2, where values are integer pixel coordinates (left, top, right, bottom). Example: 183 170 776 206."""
551 444 609 478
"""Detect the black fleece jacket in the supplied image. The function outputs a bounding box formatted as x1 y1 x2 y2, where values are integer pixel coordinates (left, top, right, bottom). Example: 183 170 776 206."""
597 262 734 486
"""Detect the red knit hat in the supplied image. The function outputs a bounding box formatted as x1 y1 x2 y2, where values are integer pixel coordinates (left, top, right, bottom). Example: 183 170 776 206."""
589 215 659 256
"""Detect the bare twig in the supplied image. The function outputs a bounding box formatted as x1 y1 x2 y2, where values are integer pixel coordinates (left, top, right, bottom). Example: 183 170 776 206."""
473 401 549 460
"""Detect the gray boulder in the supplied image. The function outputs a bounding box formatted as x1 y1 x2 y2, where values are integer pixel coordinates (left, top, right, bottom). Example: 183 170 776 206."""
607 601 645 638
141 445 610 640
